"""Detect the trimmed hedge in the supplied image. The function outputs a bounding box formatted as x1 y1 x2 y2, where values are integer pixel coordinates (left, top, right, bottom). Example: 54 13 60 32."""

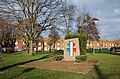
52 55 63 61
54 49 64 55
87 48 110 53
65 33 87 55
75 55 87 63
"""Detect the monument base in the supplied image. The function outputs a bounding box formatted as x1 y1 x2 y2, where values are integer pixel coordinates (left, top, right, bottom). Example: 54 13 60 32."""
63 59 76 61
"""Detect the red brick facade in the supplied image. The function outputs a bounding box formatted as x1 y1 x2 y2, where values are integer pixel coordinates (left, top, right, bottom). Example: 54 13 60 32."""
14 36 120 51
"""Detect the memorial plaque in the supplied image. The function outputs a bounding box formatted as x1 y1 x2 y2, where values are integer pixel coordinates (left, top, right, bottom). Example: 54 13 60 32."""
64 38 80 61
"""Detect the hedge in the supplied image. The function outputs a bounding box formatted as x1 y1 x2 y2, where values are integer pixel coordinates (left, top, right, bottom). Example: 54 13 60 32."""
87 48 110 53
52 55 63 61
75 55 87 63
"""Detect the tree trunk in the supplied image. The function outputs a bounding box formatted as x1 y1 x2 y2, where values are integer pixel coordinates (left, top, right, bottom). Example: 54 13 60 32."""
42 42 44 53
53 42 55 49
49 46 51 53
36 42 38 51
29 40 33 56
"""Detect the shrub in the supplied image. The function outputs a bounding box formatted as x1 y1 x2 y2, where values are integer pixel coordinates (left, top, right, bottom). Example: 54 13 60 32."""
6 47 14 54
87 48 110 53
52 55 63 61
0 56 4 62
75 55 87 63
56 49 64 54
52 49 64 55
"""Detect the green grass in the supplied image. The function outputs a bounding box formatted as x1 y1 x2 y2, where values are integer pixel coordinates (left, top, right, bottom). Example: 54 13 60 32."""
0 52 120 79
0 51 48 69
87 53 120 79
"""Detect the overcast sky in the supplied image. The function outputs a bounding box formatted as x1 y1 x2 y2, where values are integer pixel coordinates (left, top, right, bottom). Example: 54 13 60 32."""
67 0 120 40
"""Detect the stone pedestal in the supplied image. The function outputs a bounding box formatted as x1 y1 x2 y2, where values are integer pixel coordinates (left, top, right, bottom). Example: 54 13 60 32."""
64 38 80 61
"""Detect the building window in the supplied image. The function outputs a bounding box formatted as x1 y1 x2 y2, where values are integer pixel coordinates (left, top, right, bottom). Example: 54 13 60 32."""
90 44 92 46
112 44 114 46
44 42 47 45
57 42 60 46
23 42 25 45
87 44 89 46
57 47 60 50
103 44 105 46
15 46 18 49
97 43 99 46
14 46 18 51
34 48 36 51
106 44 107 46
15 41 18 45
38 43 41 45
109 44 111 46
45 47 47 51
38 47 41 51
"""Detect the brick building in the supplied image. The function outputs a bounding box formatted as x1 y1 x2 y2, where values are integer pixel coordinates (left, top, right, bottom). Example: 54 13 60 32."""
14 36 120 51
43 37 64 51
14 36 24 51
15 36 44 51
87 40 115 49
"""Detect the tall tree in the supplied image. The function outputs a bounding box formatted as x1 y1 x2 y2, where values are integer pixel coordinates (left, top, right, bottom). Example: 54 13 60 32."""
60 1 76 35
76 12 99 41
76 12 99 53
0 0 63 55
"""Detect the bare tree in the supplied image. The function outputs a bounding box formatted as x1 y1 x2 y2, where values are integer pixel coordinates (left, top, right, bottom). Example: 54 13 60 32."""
60 1 76 35
34 36 44 52
77 12 99 41
47 37 53 52
76 12 99 54
0 18 16 53
0 0 63 55
49 27 60 49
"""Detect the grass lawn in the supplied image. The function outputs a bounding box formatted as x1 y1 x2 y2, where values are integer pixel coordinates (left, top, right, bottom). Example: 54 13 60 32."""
0 52 120 79
0 51 48 69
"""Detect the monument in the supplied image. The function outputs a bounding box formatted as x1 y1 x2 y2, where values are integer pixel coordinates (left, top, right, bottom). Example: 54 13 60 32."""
64 38 80 61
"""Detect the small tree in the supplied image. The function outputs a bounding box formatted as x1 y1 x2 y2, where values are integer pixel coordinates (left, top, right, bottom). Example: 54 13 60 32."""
76 12 99 53
49 27 60 49
76 12 99 40
0 18 16 53
47 37 53 53
34 36 44 52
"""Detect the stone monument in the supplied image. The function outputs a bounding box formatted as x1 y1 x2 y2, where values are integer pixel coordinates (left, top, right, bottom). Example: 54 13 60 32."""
64 38 80 61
